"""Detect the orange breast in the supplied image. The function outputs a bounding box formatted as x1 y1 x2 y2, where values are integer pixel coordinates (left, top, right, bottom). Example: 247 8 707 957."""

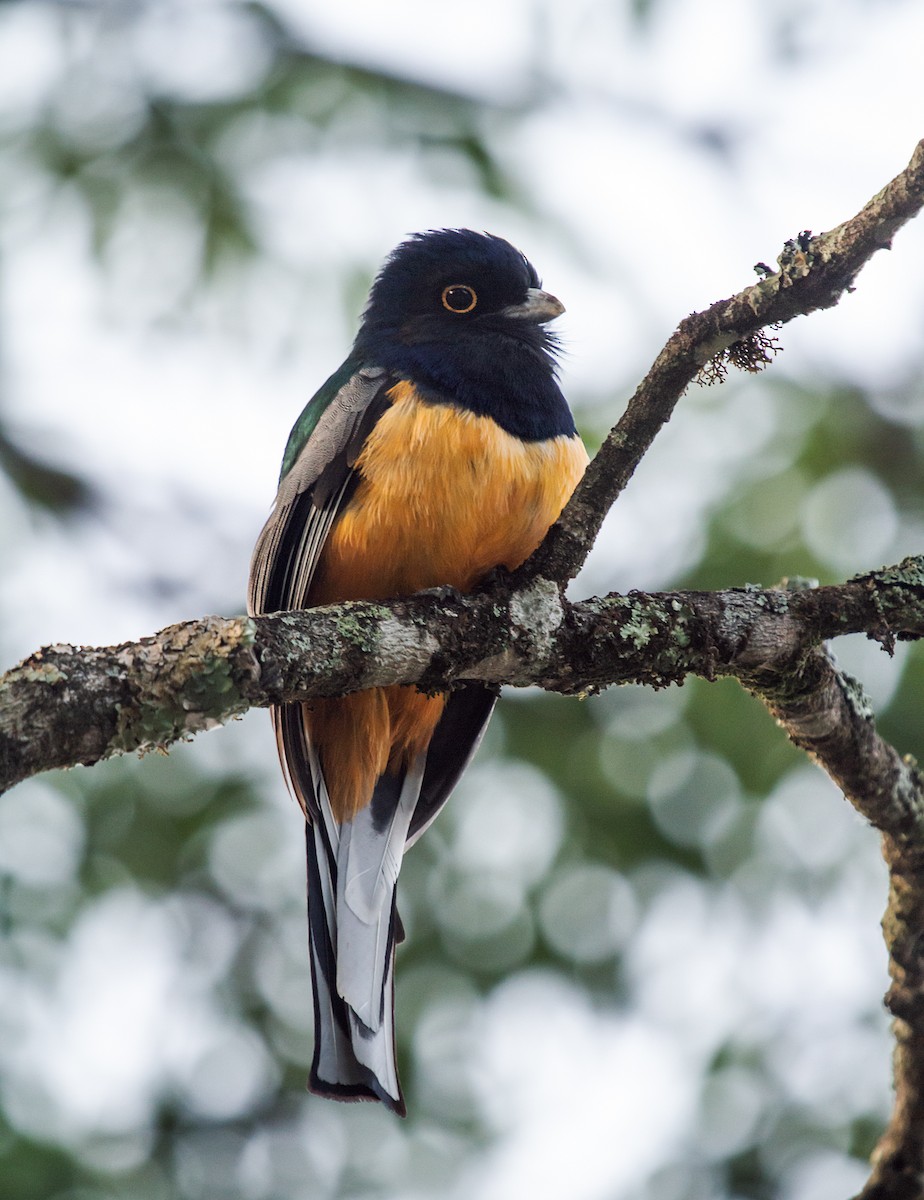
307 381 588 819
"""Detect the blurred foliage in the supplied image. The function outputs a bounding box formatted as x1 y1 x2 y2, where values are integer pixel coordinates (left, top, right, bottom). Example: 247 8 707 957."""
0 2 919 1199
0 0 522 517
0 423 93 514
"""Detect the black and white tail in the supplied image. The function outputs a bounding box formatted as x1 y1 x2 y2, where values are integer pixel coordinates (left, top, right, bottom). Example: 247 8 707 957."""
302 745 425 1114
274 686 496 1113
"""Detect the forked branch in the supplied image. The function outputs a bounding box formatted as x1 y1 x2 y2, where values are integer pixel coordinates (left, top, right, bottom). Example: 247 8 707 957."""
2 141 924 1197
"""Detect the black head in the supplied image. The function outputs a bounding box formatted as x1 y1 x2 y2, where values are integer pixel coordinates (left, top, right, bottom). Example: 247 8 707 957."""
356 229 562 343
352 229 574 441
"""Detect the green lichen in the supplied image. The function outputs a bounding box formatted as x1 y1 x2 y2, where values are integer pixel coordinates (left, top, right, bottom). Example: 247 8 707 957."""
583 595 696 690
740 584 793 614
617 598 694 655
114 646 250 754
862 557 924 645
618 609 655 649
335 604 391 654
872 555 924 588
113 619 254 754
10 661 67 685
114 699 186 753
180 650 241 713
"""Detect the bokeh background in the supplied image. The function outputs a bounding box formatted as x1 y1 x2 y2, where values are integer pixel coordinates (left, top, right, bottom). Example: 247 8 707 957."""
1 2 923 1197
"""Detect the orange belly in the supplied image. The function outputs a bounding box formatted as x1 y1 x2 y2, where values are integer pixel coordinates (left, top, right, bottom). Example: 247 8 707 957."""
307 381 588 819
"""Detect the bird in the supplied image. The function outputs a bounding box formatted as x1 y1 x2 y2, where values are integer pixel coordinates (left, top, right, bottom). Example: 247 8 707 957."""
248 229 587 1115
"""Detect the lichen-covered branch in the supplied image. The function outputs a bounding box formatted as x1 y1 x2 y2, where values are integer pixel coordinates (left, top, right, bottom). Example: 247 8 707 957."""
528 138 924 584
3 142 924 1199
4 556 924 804
860 832 924 1200
731 623 924 1200
744 645 924 838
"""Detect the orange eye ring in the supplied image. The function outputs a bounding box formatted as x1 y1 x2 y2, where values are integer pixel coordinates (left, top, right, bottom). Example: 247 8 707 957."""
441 284 478 314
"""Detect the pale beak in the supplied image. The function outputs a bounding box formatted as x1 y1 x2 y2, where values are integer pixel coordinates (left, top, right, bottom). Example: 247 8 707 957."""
501 287 565 323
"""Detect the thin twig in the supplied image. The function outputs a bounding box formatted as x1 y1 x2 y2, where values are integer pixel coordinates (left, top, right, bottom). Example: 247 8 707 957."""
528 139 924 584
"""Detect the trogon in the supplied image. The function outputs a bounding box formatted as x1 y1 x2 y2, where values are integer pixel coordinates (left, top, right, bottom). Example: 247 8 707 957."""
248 229 587 1114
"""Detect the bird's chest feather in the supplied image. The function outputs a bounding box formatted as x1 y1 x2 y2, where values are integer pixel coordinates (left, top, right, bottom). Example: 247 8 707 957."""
311 381 587 604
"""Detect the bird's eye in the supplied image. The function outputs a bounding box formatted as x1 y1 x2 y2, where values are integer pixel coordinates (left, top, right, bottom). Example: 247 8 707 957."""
441 284 477 314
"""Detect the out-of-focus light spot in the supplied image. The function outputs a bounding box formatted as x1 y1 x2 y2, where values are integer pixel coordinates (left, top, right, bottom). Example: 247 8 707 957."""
828 630 909 712
174 1129 250 1200
801 467 898 574
538 863 637 964
599 722 695 801
595 682 688 739
252 912 313 1033
163 891 241 988
50 68 146 154
643 1161 720 1200
751 888 887 1018
339 1103 410 1188
276 0 535 102
177 1025 278 1121
413 992 483 1121
1 890 186 1138
871 378 924 427
0 4 61 116
133 2 273 103
243 153 425 270
702 804 760 879
208 810 303 909
70 1128 156 1176
648 750 741 849
431 871 535 973
766 1018 890 1121
102 189 206 321
240 1117 345 1199
723 466 809 550
449 762 564 885
0 780 84 886
396 964 478 1040
777 1150 872 1200
466 972 695 1200
757 764 862 871
297 1103 352 1191
628 876 748 1052
695 1065 766 1159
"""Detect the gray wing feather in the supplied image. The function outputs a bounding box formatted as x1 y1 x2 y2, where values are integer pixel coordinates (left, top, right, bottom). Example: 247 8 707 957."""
247 366 387 617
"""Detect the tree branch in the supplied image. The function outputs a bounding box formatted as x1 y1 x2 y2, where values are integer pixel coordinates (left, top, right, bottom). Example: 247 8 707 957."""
528 138 924 583
4 557 924 802
861 831 924 1200
3 141 924 1196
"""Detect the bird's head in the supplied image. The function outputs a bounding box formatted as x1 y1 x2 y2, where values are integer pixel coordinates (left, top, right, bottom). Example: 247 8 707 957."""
355 229 564 351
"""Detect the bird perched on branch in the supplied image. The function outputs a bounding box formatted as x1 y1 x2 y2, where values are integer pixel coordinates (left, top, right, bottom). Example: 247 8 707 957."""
248 229 587 1114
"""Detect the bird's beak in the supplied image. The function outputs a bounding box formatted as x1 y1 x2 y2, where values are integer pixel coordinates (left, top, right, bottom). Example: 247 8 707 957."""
501 287 565 323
